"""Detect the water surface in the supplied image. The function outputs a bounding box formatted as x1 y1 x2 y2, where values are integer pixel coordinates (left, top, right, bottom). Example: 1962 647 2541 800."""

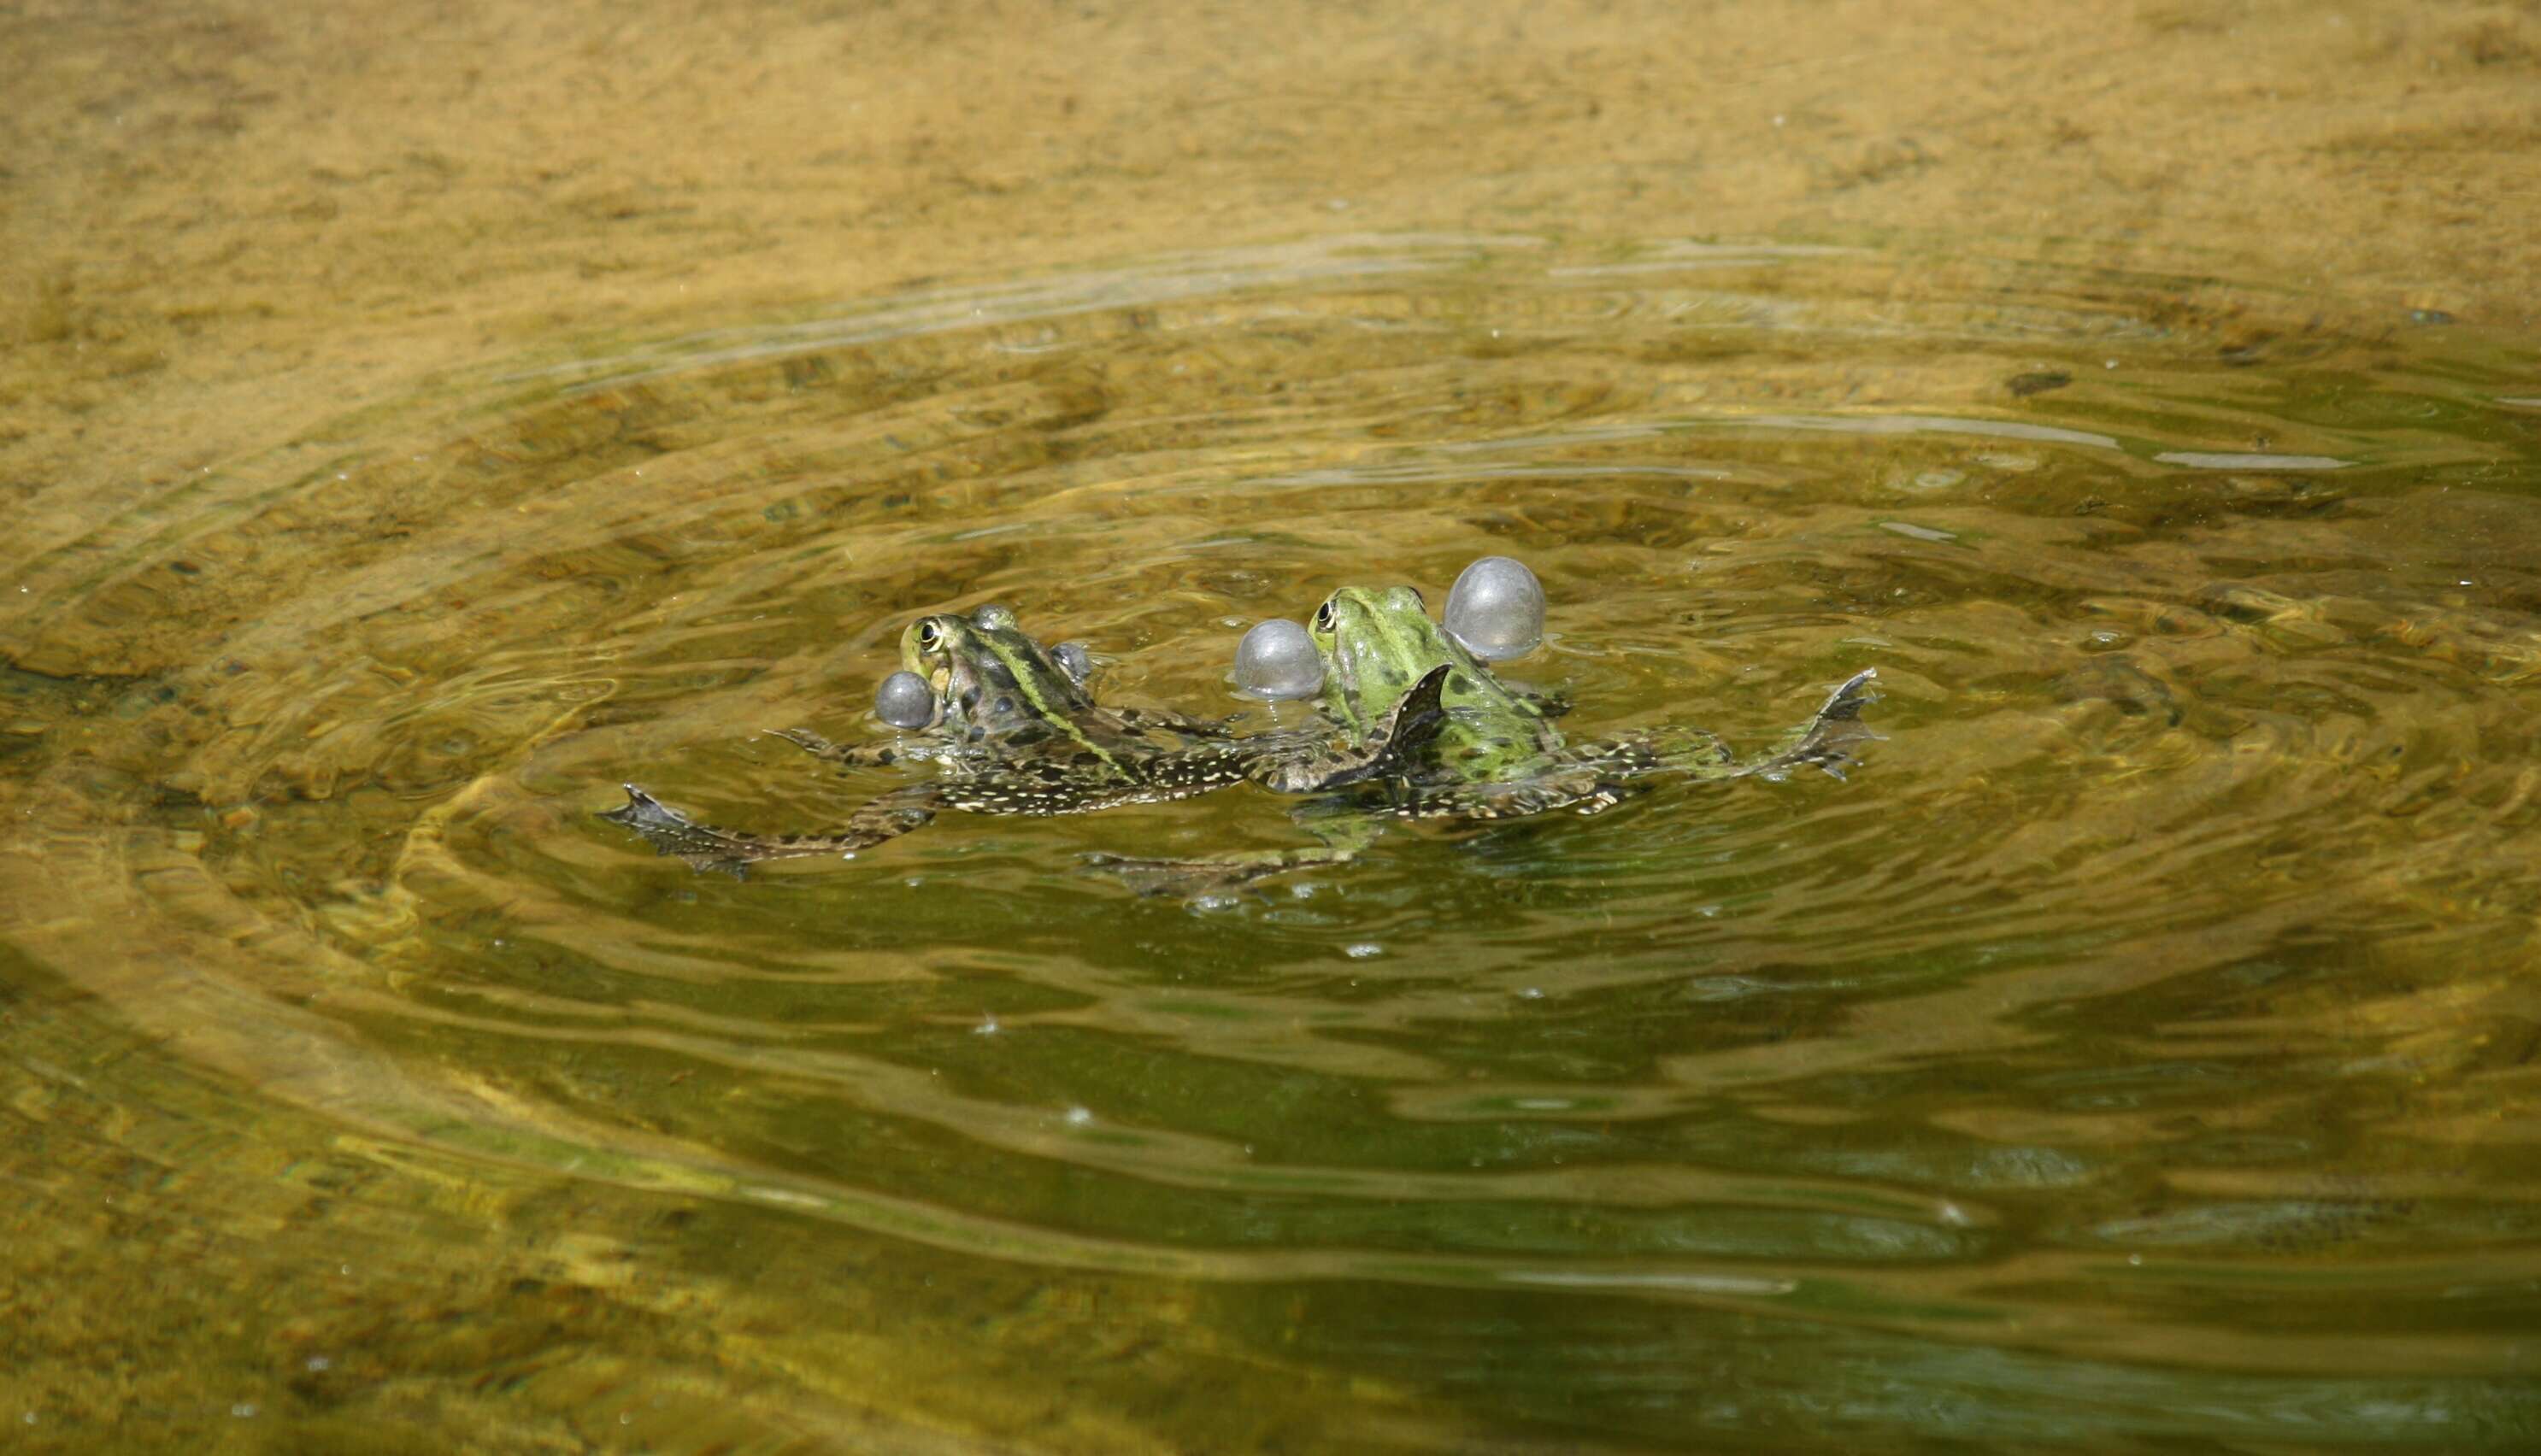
5 230 2538 1449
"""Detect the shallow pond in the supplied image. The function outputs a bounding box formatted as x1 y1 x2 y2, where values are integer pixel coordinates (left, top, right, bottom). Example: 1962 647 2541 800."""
5 228 2538 1448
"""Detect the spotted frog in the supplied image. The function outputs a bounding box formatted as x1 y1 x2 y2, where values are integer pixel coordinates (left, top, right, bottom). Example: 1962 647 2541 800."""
597 602 1448 876
1092 584 1878 889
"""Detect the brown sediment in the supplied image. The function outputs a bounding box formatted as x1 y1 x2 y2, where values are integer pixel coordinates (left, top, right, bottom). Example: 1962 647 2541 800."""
5 0 2538 522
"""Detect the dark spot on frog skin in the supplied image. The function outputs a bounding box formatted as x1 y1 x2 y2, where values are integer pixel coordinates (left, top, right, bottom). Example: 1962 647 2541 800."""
994 696 1014 715
874 749 895 766
960 688 981 712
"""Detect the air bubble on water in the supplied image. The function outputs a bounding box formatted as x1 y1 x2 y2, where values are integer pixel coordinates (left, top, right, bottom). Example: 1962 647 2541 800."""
232 1404 259 1419
305 1356 332 1372
1066 1107 1092 1126
1190 894 1240 913
1345 942 1382 959
1518 987 1544 1000
1938 1202 1972 1228
973 1016 1000 1036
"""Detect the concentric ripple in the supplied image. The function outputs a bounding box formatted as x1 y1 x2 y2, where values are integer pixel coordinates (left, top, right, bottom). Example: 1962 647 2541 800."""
5 235 2539 1447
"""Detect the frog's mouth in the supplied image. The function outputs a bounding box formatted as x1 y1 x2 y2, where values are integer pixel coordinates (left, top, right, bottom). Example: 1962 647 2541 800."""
924 664 962 724
1327 636 1392 732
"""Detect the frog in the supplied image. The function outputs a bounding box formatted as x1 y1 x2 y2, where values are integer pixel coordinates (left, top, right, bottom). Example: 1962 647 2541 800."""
1088 584 1878 890
597 602 1451 877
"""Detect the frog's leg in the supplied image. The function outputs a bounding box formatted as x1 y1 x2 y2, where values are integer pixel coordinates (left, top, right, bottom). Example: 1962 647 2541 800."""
1109 705 1243 739
762 727 928 769
1375 764 1648 820
1562 668 1881 785
1734 667 1882 780
597 783 940 878
1562 728 1733 781
1083 815 1387 898
1386 669 1883 819
1244 663 1452 793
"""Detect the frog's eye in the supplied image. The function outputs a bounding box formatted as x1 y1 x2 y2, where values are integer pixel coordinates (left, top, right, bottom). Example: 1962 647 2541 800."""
916 619 943 650
1406 587 1426 611
1313 600 1335 633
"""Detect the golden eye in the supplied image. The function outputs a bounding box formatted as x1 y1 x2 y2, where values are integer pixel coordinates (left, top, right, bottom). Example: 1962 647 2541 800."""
917 620 942 649
1314 601 1335 632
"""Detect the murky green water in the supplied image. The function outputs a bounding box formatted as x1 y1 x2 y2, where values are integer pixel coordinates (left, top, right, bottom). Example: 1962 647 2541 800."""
6 235 2539 1449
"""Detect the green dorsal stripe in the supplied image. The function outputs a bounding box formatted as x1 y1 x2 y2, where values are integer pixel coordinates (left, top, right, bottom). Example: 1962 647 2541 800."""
985 635 1123 773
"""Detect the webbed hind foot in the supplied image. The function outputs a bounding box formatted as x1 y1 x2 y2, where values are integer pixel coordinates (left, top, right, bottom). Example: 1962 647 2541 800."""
597 785 756 878
1748 668 1883 781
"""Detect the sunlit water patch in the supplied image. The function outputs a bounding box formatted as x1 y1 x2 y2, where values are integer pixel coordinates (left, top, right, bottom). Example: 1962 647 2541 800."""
5 235 2539 1448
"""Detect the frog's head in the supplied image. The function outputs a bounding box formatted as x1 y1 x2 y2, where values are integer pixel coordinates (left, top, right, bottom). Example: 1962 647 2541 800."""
900 603 1097 737
1308 585 1469 739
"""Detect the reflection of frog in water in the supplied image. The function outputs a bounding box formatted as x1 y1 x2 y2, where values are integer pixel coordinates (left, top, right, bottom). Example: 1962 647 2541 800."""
1092 584 1879 892
598 603 1447 877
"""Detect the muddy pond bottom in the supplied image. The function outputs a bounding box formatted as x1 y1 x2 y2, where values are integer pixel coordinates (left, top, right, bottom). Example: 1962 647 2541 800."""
3 236 2539 1450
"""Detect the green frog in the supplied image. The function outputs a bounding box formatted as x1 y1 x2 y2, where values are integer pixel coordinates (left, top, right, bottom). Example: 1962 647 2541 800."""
597 602 1450 876
1091 584 1878 890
